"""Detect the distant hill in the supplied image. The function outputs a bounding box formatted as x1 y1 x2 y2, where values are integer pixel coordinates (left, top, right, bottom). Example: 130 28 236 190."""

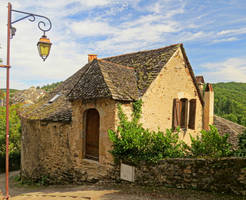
212 82 246 127
0 88 19 95
40 81 62 92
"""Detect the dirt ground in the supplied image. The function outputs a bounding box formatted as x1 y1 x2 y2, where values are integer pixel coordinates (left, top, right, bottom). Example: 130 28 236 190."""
0 171 245 200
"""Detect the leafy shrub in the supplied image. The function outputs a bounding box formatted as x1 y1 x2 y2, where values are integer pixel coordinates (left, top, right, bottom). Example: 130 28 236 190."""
185 125 233 158
0 104 21 172
108 100 184 165
234 129 246 157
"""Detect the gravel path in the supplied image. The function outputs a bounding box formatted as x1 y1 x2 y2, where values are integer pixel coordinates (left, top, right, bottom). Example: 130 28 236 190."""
0 171 245 200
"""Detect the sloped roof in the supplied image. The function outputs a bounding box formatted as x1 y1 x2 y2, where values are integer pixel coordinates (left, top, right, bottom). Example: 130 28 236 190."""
20 63 90 122
214 115 246 149
180 45 204 105
196 76 205 84
21 43 203 122
68 59 138 101
103 44 180 95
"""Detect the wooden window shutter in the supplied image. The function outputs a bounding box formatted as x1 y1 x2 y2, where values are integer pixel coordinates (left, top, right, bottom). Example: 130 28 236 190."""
188 99 196 129
172 98 181 129
180 98 188 129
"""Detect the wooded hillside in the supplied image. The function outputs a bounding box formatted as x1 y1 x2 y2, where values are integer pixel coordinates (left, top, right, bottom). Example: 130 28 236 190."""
213 82 246 127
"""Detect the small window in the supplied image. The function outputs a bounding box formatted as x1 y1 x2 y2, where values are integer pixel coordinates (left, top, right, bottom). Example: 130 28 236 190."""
188 99 196 129
180 98 188 129
172 98 188 130
48 94 61 103
172 98 181 129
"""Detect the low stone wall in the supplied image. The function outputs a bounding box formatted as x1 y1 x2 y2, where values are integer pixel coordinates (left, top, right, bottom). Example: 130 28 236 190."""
109 158 246 195
133 158 246 195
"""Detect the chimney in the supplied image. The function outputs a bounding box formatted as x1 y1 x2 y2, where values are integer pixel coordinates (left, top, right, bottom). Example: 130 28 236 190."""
203 83 214 130
88 54 97 62
196 76 205 96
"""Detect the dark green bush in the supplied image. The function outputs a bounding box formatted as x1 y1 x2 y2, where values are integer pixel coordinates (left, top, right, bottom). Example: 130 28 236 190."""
185 125 233 158
0 104 21 172
234 129 246 157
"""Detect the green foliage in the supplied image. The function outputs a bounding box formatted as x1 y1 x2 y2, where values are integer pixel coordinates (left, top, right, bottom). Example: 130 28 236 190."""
108 100 184 165
234 129 246 157
40 81 62 92
0 90 4 99
0 104 21 172
185 125 233 158
213 82 246 127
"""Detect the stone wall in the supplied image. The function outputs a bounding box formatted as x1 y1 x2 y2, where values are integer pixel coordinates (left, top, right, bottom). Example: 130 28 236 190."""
21 118 110 184
21 118 75 183
132 158 246 195
140 47 203 145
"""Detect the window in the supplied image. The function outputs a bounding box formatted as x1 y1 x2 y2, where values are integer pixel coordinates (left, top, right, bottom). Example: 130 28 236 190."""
172 98 180 129
188 99 196 129
48 94 61 103
180 98 188 129
172 98 188 129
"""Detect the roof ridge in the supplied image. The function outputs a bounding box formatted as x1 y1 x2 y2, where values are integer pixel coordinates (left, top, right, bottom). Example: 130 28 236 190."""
66 61 94 99
102 43 182 60
98 59 134 70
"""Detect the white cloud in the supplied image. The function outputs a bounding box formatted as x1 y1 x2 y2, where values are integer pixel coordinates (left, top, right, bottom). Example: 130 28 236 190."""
201 57 246 83
212 37 238 43
0 0 246 89
217 27 246 36
71 20 117 37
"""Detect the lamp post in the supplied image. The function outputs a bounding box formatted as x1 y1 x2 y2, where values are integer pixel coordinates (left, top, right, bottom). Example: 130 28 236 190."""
0 2 52 199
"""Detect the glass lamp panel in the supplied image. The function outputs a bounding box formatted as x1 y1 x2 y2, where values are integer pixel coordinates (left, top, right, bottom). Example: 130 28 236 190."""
40 44 50 57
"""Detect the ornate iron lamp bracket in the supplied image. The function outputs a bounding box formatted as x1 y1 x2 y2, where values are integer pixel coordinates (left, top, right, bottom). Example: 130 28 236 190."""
11 9 52 36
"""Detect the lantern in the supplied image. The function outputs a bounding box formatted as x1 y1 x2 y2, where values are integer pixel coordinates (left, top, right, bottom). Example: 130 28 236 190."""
37 35 52 61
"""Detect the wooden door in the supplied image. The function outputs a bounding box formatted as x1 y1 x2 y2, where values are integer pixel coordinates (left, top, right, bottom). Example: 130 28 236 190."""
85 109 99 160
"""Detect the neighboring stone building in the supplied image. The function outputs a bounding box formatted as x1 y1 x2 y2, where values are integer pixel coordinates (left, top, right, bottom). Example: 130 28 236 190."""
10 86 46 105
20 43 214 182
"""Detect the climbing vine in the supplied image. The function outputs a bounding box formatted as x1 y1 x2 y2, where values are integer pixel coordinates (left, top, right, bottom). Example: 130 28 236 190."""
108 100 184 165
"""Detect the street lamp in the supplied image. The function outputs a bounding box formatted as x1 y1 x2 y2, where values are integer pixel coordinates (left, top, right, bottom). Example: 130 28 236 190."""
0 2 52 199
37 35 52 61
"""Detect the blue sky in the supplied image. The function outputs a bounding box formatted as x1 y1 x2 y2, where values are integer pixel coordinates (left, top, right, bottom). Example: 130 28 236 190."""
0 0 246 89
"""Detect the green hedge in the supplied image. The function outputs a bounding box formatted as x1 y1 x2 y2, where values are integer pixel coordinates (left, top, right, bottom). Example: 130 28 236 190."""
0 104 21 172
0 152 20 173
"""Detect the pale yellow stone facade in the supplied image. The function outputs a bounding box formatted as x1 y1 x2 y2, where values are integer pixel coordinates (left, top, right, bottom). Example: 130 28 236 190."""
71 98 117 165
140 48 203 144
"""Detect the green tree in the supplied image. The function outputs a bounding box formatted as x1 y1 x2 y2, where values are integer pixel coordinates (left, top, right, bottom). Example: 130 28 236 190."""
0 104 21 172
40 81 62 92
213 82 246 127
185 125 233 158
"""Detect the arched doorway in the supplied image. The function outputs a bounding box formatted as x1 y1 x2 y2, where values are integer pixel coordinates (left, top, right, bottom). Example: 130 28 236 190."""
85 109 100 161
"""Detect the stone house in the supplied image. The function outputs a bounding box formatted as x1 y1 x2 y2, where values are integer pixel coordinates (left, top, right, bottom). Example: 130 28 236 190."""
20 43 214 182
